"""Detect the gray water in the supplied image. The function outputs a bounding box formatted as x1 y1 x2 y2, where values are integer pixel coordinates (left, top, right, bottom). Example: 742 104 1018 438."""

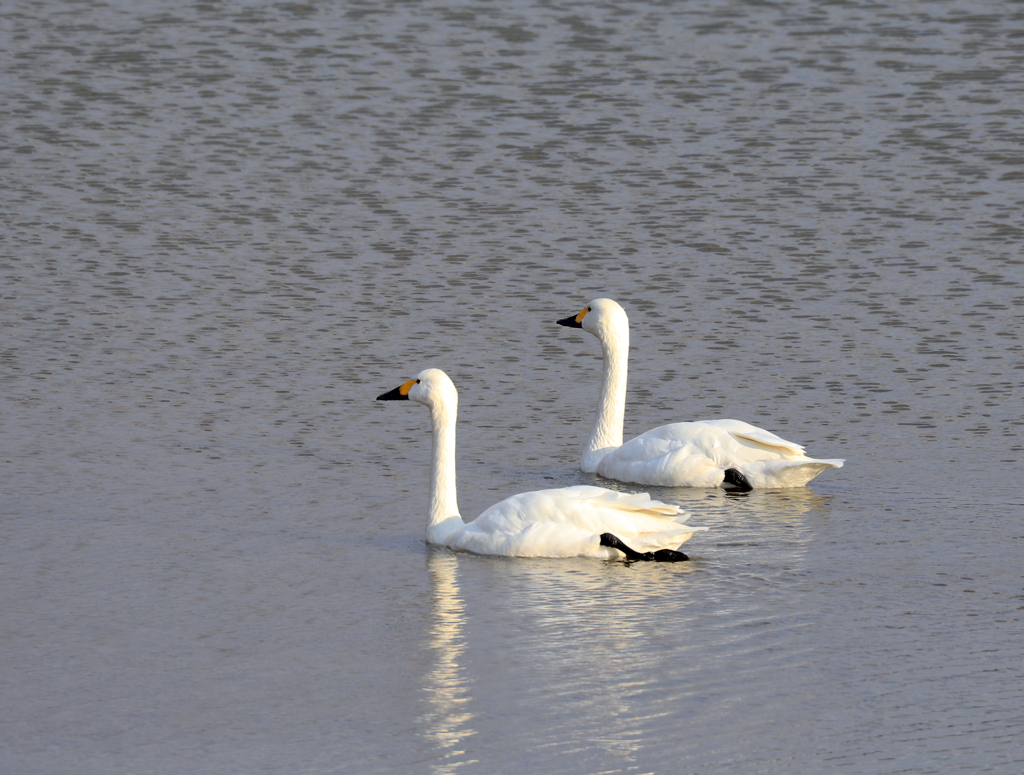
2 0 1022 773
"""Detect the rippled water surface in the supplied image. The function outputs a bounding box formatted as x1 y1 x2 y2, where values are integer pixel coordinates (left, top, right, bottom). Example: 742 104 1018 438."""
2 1 1023 773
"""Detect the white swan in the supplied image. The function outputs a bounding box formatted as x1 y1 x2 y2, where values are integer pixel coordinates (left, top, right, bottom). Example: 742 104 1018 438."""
377 368 707 561
557 298 844 490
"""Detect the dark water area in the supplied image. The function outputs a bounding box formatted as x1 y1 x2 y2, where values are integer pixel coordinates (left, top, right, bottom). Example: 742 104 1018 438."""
2 1 1022 773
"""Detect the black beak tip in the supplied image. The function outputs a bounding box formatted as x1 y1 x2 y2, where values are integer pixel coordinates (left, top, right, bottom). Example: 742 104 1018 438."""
377 386 409 401
557 315 583 328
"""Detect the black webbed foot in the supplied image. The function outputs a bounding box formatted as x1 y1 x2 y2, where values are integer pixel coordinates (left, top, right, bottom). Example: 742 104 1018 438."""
600 533 689 563
722 468 753 492
600 532 641 559
651 548 689 562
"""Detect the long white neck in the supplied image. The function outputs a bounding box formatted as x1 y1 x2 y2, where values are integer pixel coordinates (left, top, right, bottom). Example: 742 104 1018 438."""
427 396 464 544
582 324 628 472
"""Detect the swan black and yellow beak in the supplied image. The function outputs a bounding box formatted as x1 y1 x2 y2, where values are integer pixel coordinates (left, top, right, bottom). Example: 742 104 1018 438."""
377 379 416 401
556 306 589 328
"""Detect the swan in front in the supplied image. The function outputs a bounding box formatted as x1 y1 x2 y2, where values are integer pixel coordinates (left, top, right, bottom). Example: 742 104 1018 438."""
377 368 707 561
556 298 844 490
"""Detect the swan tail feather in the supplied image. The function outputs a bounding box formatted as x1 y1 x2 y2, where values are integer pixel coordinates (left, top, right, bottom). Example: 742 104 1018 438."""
627 525 708 552
743 458 844 488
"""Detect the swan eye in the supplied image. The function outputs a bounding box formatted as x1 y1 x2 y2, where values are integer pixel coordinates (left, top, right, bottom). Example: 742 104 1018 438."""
416 379 420 383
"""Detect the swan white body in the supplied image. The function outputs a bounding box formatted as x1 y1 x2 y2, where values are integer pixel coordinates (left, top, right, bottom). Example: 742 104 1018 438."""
378 368 707 560
558 299 844 489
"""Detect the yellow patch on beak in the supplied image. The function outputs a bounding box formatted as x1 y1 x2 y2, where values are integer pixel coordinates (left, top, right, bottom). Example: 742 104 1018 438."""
574 307 589 324
398 379 416 396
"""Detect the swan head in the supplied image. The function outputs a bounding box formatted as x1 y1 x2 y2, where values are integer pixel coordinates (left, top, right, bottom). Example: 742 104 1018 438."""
377 367 458 411
557 298 628 341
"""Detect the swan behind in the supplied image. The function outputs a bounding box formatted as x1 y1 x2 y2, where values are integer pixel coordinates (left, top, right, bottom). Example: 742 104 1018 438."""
557 299 844 489
377 368 707 560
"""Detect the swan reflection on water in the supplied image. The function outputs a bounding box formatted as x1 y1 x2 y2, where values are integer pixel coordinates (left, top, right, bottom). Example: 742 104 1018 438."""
420 552 477 773
419 547 705 771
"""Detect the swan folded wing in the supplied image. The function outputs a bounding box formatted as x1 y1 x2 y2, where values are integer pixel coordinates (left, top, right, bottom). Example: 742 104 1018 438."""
446 519 600 558
696 419 807 457
597 432 724 487
455 486 704 558
508 522 608 558
454 507 705 559
473 486 688 529
621 421 799 462
586 488 685 516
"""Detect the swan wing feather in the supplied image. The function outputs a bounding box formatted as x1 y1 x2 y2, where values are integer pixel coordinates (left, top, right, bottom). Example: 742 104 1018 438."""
688 419 807 457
